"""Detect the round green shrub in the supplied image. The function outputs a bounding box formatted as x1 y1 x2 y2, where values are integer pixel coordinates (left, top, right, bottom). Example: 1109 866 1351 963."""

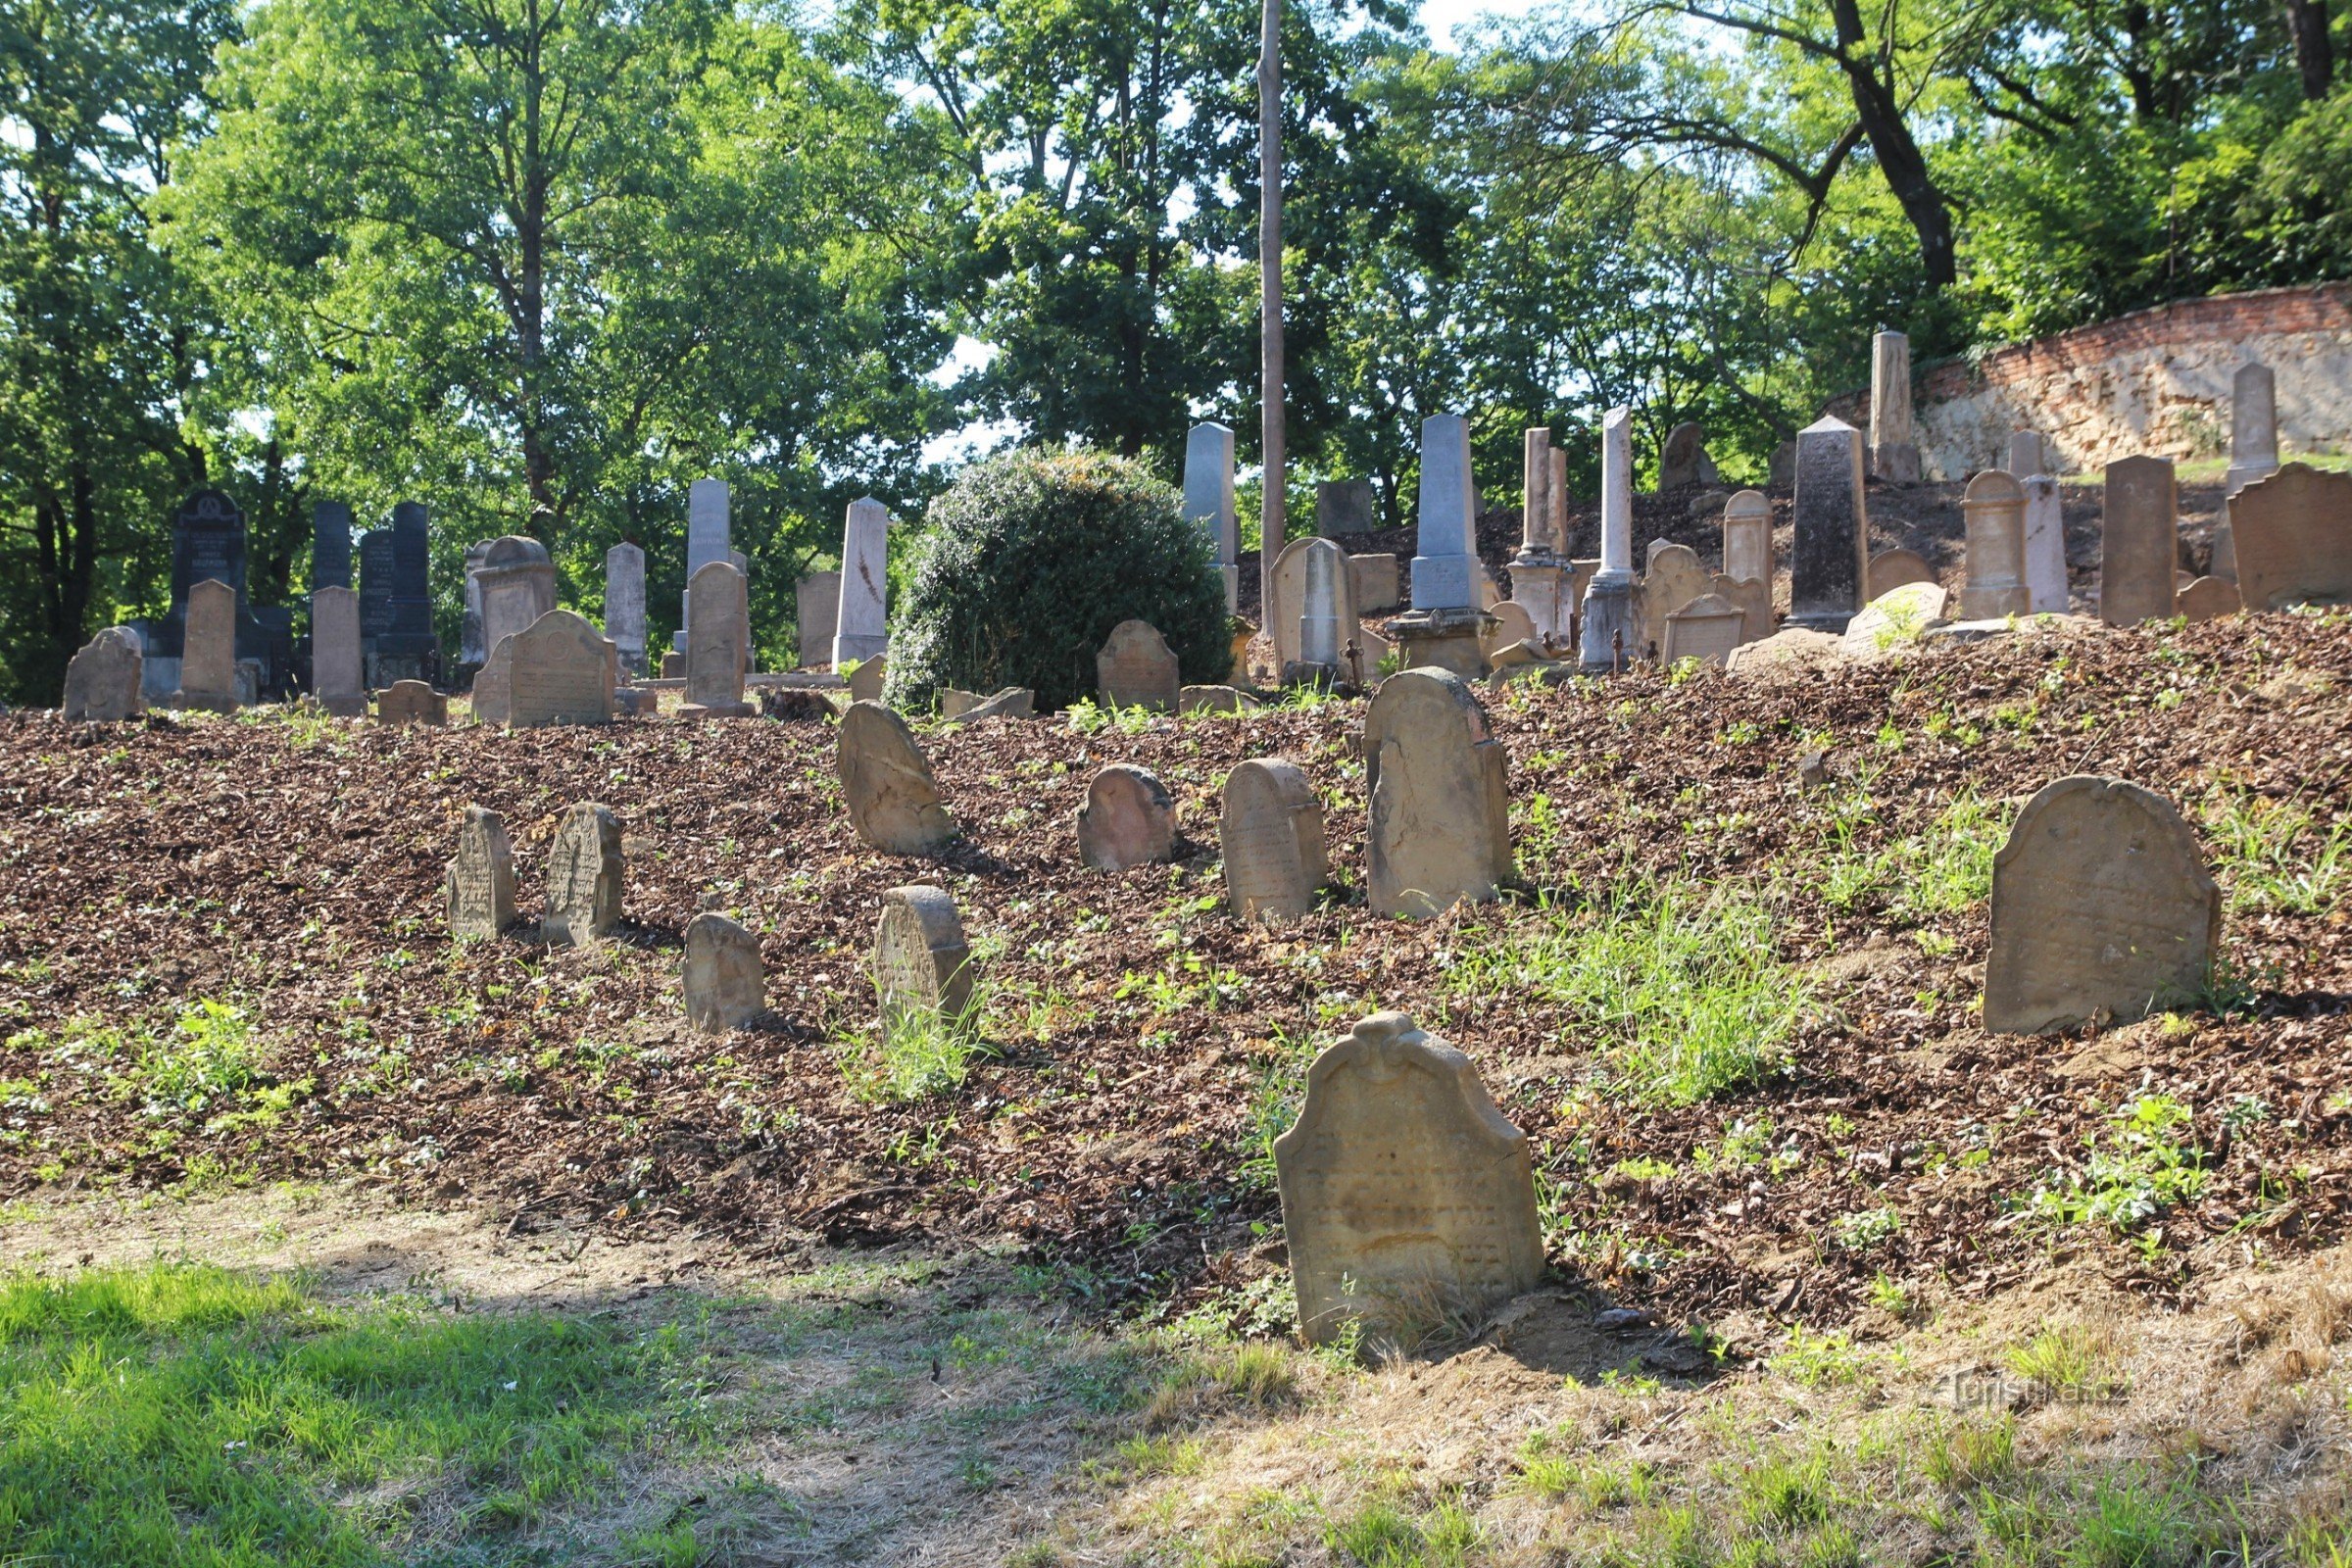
884 448 1231 711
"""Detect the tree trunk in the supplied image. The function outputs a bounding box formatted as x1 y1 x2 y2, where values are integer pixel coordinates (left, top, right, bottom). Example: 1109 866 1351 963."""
1828 0 1958 289
2285 0 2334 98
518 0 556 537
1258 0 1285 631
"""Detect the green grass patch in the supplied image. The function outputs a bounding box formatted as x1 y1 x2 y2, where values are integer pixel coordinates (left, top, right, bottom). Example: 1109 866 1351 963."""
1817 789 2011 920
2199 787 2352 916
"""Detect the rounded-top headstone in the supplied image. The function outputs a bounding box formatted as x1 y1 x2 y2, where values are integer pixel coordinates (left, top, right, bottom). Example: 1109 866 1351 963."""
684 912 764 1032
1363 667 1511 918
1221 759 1327 923
1096 619 1182 713
838 701 956 855
874 884 974 1025
1076 764 1176 871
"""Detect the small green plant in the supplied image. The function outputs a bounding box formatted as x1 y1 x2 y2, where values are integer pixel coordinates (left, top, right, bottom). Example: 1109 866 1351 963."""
2027 1094 2208 1235
1833 1206 1902 1252
836 980 990 1102
2201 788 2351 916
135 1001 264 1115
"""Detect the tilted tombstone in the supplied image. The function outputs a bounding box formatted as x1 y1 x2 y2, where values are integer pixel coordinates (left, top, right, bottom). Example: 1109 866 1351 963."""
1349 554 1401 614
832 498 891 665
874 884 974 1025
174 579 239 712
1268 537 1318 674
1662 593 1746 666
1658 420 1709 490
1272 1010 1545 1348
543 801 625 947
2023 474 2069 614
473 536 558 663
1789 416 1869 632
311 585 367 717
2177 575 2243 621
312 501 354 592
848 655 886 704
62 628 143 721
606 543 648 677
797 570 841 668
1960 469 2033 620
1076 763 1177 871
1316 477 1376 538
838 701 956 854
2006 430 2048 479
1869 329 1922 482
506 610 615 726
944 686 1034 724
684 912 765 1032
683 561 752 717
1640 542 1712 655
1867 548 1937 601
2227 465 2352 611
1364 667 1511 919
376 679 448 726
1096 619 1181 712
1722 489 1773 586
2100 457 2179 625
675 477 731 654
1184 422 1241 612
445 806 516 941
1485 600 1540 657
2226 362 2280 498
1984 776 2220 1034
1842 580 1949 660
1221 759 1327 923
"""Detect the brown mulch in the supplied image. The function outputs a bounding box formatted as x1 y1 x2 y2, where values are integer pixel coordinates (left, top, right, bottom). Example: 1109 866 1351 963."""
2 611 2348 1333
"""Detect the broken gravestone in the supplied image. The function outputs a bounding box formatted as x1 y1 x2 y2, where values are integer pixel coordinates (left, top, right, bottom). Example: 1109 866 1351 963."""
2227 464 2352 612
1221 759 1327 923
1984 776 2221 1035
1096 619 1182 712
874 884 974 1026
683 912 764 1032
838 701 956 854
544 802 624 947
62 628 144 721
1075 763 1176 871
445 806 516 941
1273 1010 1546 1348
1364 668 1511 918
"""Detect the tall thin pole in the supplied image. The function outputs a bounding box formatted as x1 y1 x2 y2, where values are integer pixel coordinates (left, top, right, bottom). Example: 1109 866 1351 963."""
1257 0 1284 627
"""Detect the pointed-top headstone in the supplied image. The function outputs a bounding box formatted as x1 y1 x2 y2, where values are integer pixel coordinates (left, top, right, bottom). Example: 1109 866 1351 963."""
446 806 516 941
838 701 956 854
833 498 890 665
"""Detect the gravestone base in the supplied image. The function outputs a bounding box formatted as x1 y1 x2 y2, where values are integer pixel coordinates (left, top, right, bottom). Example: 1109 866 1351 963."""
680 700 755 720
367 651 436 690
1383 606 1493 680
1959 584 2033 621
1578 575 1638 673
1280 660 1347 692
1218 564 1240 616
1507 554 1568 645
169 689 238 714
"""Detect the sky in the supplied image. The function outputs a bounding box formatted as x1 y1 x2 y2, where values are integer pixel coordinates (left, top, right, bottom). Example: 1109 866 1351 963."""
1416 0 1552 47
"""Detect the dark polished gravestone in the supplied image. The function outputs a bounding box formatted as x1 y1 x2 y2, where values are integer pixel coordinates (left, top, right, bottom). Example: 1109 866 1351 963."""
137 490 293 702
312 501 354 592
361 502 440 687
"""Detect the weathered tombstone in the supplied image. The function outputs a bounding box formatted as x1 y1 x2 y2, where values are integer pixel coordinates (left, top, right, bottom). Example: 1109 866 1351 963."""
729 548 752 675
1869 329 1921 482
458 540 493 667
832 498 891 665
2023 474 2069 614
839 701 956 854
1662 593 1746 666
1185 422 1242 612
944 685 1034 724
2226 362 2280 498
174 579 239 711
2100 457 2179 625
874 885 973 1025
1867 548 1936 600
1364 668 1511 918
446 806 516 941
312 502 354 592
1723 490 1773 586
606 543 648 677
1842 580 1950 660
1293 538 1357 682
1578 407 1639 670
683 913 764 1032
2007 430 2048 479
1391 414 1493 677
2227 465 2352 611
473 536 558 662
61 628 143 721
1351 622 1393 684
1640 542 1712 654
1716 572 1774 646
543 802 624 947
797 570 842 668
1511 427 1569 642
1076 763 1177 870
1789 416 1869 632
311 585 367 716
1658 420 1709 489
507 610 615 726
1485 600 1540 656
1182 684 1263 715
1097 619 1181 712
847 655 886 704
674 477 731 655
470 637 514 725
682 561 753 717
2177 575 2242 620
1984 776 2220 1034
1315 477 1377 538
377 679 447 725
1221 759 1327 923
1269 537 1320 675
1350 554 1401 614
1272 1010 1544 1348
1769 441 1797 489
1960 469 2032 619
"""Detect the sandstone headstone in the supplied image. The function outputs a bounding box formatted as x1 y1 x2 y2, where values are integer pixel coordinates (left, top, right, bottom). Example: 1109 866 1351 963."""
470 637 513 725
1662 593 1745 666
684 912 764 1032
445 806 516 941
311 585 367 716
1485 600 1540 656
1272 1010 1544 1348
839 701 956 854
1221 759 1327 923
1658 420 1708 490
874 884 973 1026
1960 469 2032 620
174 578 239 711
847 655 886 704
1097 619 1181 712
797 570 842 668
832 498 890 665
1716 572 1774 646
2023 474 2069 614
376 679 447 725
1352 622 1393 683
2007 429 2048 479
507 610 614 726
1365 668 1510 918
1984 776 2220 1034
544 802 624 947
606 543 648 676
474 536 557 662
1790 416 1869 632
1866 548 1936 601
62 628 143 721
1870 329 1921 482
1723 490 1773 586
2226 362 2279 498
944 686 1034 725
683 561 753 717
1182 684 1263 715
1640 543 1712 655
2177 575 2242 621
1350 554 1401 614
1292 538 1357 681
1076 764 1176 870
2100 457 2179 625
2227 465 2352 611
1842 580 1950 660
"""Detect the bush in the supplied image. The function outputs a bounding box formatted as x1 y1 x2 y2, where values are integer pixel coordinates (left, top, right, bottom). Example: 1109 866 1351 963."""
884 449 1230 711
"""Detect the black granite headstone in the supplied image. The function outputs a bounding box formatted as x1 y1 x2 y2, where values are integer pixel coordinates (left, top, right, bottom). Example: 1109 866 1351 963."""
1788 416 1868 633
359 529 395 641
362 503 440 684
312 502 354 591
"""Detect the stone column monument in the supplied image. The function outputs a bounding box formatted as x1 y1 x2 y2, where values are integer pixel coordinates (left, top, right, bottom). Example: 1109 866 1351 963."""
1869 330 1922 483
1183 422 1240 614
1383 414 1494 677
606 543 647 677
1578 407 1638 671
674 478 730 655
832 497 891 665
1511 426 1568 644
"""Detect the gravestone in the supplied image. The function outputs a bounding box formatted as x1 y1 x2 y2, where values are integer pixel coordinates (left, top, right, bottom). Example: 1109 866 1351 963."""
1272 1010 1544 1348
164 490 248 648
175 579 239 711
1221 759 1327 923
1662 593 1746 666
1364 668 1511 918
675 478 731 654
470 636 514 725
1867 548 1936 601
446 806 516 941
311 585 367 717
544 802 624 948
1716 572 1774 646
459 540 493 666
1511 427 1569 643
606 543 648 676
1076 764 1176 870
1842 580 1949 660
1960 469 2032 619
1984 776 2220 1034
684 913 764 1032
2007 430 2048 479
1789 416 1869 632
797 570 842 668
1869 329 1921 482
1350 554 1401 614
944 685 1034 724
1185 422 1241 611
1640 542 1712 654
833 498 891 665
1391 415 1493 676
2226 362 2279 498
2227 465 2352 611
1268 537 1321 674
376 679 447 726
2023 474 2069 614
2177 575 2242 620
1316 477 1377 538
507 610 614 726
62 628 143 721
848 655 887 704
1723 490 1773 586
1485 600 1540 656
473 536 558 663
312 502 354 591
1097 619 1181 712
1578 407 1639 671
2100 457 2179 625
875 885 973 1025
1293 539 1356 682
683 561 753 717
839 701 956 854
1182 684 1262 715
1658 420 1709 489
729 549 753 674
368 503 439 686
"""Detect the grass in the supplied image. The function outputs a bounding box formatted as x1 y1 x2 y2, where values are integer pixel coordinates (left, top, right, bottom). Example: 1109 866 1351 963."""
836 976 992 1102
2200 787 2352 916
1817 789 2011 920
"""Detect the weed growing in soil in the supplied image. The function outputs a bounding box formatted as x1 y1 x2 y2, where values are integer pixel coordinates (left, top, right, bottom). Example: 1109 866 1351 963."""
837 987 991 1103
2026 1094 2209 1238
1816 789 2011 919
132 1000 263 1116
2200 787 2352 915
